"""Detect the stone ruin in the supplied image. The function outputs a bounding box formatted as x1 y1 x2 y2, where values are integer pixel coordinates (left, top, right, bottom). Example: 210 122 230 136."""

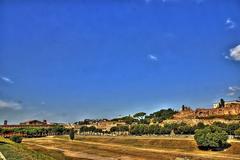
173 101 240 120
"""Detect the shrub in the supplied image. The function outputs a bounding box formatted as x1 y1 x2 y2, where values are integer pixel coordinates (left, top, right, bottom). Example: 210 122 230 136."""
10 135 23 143
234 128 240 138
69 128 75 140
194 126 228 150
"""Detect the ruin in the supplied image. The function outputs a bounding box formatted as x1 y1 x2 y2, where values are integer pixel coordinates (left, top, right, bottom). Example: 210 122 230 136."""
173 100 240 120
161 100 240 126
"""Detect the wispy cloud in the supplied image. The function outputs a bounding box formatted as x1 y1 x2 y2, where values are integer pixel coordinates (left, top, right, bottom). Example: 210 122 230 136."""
225 18 236 29
229 45 240 61
224 55 230 60
227 86 240 96
1 76 14 84
0 100 22 110
148 54 159 61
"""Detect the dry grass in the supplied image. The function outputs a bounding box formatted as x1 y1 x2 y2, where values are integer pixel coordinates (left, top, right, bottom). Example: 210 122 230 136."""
22 136 240 160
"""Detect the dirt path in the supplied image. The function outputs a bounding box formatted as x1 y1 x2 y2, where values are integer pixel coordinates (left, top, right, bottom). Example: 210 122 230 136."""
24 142 118 160
24 137 240 160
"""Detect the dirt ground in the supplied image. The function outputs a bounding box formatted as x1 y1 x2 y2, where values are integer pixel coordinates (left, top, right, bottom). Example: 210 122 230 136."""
23 136 240 160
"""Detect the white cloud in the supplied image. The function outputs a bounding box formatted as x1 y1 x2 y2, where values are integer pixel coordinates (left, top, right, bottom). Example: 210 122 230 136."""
225 18 236 29
1 76 14 84
227 92 235 96
228 86 240 92
224 55 230 60
229 45 240 61
228 86 240 96
148 54 159 61
0 100 22 110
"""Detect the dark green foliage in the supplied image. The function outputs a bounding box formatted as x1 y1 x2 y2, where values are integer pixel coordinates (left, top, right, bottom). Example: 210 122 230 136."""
130 124 147 135
234 128 240 138
149 108 178 121
52 125 66 135
0 126 68 138
226 123 240 135
10 135 23 143
133 112 146 121
195 122 206 129
69 128 75 140
111 116 138 125
194 126 228 149
79 126 99 133
129 123 195 135
219 98 225 108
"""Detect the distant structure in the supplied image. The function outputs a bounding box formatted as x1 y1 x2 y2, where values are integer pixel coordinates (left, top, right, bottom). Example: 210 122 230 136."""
73 119 127 132
162 99 240 125
173 99 240 120
213 100 240 109
20 120 47 125
0 119 53 129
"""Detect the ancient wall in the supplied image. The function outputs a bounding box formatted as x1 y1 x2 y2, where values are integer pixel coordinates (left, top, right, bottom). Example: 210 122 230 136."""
162 118 240 126
172 102 240 120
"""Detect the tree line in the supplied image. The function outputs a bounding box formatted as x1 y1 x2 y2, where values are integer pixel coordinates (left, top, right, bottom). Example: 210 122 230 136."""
0 125 68 138
79 122 240 136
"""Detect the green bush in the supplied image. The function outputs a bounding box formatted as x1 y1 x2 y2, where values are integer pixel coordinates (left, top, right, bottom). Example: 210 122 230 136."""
234 128 240 138
194 126 228 150
10 135 23 143
69 128 75 140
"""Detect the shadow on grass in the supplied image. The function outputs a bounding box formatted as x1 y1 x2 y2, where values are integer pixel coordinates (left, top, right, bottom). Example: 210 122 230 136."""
198 143 231 151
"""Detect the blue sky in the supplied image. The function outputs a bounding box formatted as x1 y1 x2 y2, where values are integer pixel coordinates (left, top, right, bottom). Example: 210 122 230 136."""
0 0 240 123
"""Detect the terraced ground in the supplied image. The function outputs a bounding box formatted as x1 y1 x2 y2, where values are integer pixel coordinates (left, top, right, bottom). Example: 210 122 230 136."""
22 135 240 160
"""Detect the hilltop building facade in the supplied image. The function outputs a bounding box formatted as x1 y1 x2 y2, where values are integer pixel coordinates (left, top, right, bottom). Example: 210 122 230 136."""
0 120 54 129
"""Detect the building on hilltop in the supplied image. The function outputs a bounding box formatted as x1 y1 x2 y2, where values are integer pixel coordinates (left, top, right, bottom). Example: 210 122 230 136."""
213 100 240 109
0 119 54 129
20 120 47 125
173 105 195 119
164 99 240 126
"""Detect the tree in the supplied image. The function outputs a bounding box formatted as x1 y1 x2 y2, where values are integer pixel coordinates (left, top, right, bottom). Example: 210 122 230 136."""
110 126 118 132
69 128 75 140
149 108 177 121
195 122 206 130
130 124 147 135
133 112 146 121
219 98 225 108
194 126 228 150
10 135 23 143
227 123 240 135
234 128 240 138
52 125 66 135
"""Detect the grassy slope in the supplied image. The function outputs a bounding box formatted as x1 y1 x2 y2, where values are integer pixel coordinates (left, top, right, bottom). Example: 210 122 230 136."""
0 137 55 160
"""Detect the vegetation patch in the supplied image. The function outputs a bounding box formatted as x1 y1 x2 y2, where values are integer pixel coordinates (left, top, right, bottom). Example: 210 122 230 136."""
0 137 54 160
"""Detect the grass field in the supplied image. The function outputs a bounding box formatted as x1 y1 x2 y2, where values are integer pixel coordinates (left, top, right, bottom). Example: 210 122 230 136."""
20 135 240 160
0 137 54 160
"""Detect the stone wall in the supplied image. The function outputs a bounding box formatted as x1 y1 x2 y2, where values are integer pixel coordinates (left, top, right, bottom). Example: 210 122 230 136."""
162 118 240 126
173 103 240 119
